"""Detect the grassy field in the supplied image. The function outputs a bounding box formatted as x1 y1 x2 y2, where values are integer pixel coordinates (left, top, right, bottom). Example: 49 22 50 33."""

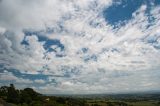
1 97 160 106
83 93 160 106
85 99 160 106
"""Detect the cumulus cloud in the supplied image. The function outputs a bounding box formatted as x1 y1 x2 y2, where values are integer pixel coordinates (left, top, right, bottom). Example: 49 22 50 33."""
34 79 45 84
0 0 160 94
0 0 73 30
0 71 18 81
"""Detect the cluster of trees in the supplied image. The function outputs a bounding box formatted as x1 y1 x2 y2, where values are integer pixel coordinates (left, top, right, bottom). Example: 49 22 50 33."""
0 84 41 105
0 84 88 106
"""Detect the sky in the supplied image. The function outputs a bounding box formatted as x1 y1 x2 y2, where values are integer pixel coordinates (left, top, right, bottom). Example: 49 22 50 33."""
0 0 160 94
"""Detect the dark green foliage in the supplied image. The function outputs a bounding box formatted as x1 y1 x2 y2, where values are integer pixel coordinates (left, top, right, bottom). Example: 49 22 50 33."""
0 84 41 105
0 85 8 100
157 101 160 106
31 101 43 106
7 84 20 104
66 98 84 106
56 97 66 104
23 88 40 101
106 101 129 106
91 103 100 106
20 90 32 104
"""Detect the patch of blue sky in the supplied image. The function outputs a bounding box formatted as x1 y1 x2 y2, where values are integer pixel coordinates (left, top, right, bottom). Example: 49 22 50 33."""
146 36 158 44
81 48 88 53
153 44 160 49
154 0 160 5
22 30 65 53
103 0 160 27
0 67 49 81
111 48 120 53
60 66 81 78
144 35 160 50
21 35 29 45
0 69 52 87
42 38 64 52
83 54 98 62
0 64 4 71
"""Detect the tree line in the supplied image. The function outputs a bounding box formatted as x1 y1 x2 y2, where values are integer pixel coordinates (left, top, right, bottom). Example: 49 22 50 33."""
0 84 42 105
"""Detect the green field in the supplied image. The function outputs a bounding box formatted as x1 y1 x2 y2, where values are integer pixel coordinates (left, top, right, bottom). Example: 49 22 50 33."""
85 100 159 106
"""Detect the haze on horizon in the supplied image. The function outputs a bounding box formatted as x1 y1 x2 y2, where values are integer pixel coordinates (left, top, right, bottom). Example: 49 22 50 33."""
0 0 160 94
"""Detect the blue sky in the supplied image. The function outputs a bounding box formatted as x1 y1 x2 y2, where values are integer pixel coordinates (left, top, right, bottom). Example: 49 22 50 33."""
0 0 160 94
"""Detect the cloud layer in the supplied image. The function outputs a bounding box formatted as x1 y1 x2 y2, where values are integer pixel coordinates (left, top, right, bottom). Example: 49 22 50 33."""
0 0 160 94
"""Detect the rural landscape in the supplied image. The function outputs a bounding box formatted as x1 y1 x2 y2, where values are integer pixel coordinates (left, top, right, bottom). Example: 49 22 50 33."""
1 0 160 106
0 84 160 106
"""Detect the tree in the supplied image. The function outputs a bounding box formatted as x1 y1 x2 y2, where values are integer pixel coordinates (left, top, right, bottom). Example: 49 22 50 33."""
56 97 66 104
20 90 32 104
0 86 8 97
7 84 20 104
23 88 40 101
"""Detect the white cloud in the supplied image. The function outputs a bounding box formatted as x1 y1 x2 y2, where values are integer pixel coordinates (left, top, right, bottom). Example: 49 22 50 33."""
0 0 73 31
0 71 18 81
16 78 33 84
34 79 45 84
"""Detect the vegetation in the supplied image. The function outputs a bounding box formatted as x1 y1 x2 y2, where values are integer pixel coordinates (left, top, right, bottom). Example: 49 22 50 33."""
0 84 160 106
